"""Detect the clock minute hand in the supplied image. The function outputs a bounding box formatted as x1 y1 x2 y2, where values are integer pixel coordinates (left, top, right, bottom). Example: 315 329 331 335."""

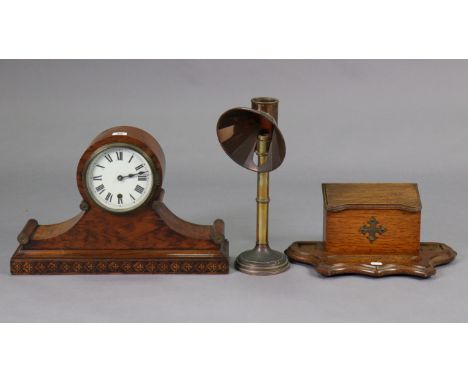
128 170 148 178
117 171 148 181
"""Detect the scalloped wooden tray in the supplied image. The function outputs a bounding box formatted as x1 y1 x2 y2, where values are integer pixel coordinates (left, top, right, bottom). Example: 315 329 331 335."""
285 241 456 278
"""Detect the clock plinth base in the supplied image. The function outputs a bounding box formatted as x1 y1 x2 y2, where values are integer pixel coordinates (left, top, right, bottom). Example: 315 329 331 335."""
285 241 456 278
235 245 289 276
10 196 229 275
11 246 228 275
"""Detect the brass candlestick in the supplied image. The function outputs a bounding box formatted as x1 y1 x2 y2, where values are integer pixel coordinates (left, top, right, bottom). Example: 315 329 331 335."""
216 97 289 275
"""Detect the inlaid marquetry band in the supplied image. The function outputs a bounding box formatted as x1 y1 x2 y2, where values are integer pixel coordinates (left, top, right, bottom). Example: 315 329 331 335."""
11 259 228 275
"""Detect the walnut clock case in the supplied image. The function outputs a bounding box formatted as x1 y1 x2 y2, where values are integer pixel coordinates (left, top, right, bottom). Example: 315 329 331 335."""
11 126 229 275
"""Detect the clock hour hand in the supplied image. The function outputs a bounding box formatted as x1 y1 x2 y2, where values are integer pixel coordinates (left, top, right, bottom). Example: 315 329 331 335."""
117 171 148 181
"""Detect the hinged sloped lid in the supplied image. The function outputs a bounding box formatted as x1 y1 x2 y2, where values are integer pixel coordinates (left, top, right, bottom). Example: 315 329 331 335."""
323 183 421 212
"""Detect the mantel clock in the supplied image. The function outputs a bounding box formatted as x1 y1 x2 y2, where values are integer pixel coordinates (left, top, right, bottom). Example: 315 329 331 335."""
11 126 229 275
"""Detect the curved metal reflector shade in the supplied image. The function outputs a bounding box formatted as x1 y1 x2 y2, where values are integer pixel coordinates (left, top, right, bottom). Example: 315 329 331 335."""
216 107 286 173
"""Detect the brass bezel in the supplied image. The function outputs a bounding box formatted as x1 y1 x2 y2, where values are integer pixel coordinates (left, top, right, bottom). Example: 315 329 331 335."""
83 142 158 214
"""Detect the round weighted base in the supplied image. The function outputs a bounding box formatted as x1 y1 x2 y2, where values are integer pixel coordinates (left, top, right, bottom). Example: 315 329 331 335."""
235 244 289 275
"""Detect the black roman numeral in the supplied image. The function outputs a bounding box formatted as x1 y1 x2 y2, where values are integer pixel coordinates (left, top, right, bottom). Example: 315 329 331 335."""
128 154 134 163
138 174 147 181
96 164 105 169
117 194 123 204
135 164 144 171
135 185 144 194
95 184 105 194
116 151 123 161
93 175 102 181
129 193 135 201
105 192 113 202
104 154 113 163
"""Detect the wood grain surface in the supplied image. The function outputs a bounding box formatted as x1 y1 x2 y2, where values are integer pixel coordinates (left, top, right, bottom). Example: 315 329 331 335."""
323 183 421 212
323 183 421 254
286 241 456 278
324 209 421 254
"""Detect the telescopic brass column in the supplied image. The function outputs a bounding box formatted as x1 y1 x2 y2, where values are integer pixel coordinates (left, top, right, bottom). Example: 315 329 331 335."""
216 97 289 275
256 133 270 247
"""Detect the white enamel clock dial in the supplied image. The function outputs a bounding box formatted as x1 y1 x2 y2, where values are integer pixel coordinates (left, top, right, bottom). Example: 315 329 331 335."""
85 145 154 212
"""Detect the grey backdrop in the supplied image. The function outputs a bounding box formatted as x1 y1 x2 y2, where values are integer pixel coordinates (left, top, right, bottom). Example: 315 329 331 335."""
0 60 466 322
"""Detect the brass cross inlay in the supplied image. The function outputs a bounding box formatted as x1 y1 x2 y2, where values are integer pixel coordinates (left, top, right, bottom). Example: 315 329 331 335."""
359 217 386 243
